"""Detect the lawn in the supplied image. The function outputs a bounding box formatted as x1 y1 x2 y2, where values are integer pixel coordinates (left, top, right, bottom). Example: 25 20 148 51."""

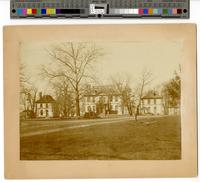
20 116 181 160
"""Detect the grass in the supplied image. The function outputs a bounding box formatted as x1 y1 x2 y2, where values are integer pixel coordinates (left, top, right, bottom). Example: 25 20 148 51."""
20 116 181 160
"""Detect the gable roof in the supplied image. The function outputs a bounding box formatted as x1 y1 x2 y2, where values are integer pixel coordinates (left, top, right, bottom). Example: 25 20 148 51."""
84 85 120 96
35 95 55 103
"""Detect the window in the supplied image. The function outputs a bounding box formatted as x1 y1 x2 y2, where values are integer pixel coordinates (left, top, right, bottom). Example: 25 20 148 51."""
148 99 150 104
154 99 156 104
46 103 48 108
92 97 95 102
154 106 157 114
142 100 144 106
87 97 90 102
92 106 95 112
40 103 42 108
115 105 118 111
46 110 48 117
115 96 118 102
87 106 91 112
40 110 43 116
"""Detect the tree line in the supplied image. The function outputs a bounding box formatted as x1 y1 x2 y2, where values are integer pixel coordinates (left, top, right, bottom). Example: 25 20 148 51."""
20 42 181 119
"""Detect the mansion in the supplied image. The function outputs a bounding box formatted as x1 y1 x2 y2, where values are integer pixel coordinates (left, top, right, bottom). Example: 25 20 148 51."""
80 85 129 116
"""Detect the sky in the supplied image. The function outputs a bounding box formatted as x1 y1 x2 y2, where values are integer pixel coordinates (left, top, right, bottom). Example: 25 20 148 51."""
20 40 182 95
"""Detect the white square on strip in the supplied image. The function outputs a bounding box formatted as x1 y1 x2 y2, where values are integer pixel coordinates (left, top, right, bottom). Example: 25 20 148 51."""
89 4 95 14
133 9 139 14
129 9 135 14
119 9 123 14
123 9 127 14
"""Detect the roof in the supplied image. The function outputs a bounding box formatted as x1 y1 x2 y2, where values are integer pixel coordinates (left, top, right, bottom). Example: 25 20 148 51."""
84 93 120 97
35 95 55 103
142 92 162 99
84 85 120 96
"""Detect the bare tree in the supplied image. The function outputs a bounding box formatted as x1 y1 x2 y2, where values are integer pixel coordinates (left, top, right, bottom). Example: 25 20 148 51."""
20 63 29 86
134 69 153 121
20 63 38 118
52 77 74 117
20 63 30 113
27 87 38 113
111 75 135 116
42 42 104 117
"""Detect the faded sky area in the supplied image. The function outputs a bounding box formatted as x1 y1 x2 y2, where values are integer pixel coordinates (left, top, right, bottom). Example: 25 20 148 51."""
20 41 182 94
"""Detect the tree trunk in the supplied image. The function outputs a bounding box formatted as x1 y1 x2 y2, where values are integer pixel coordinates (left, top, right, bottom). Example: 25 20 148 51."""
122 104 124 115
75 97 80 117
75 87 80 116
135 106 139 121
129 110 133 116
135 113 137 121
127 104 133 116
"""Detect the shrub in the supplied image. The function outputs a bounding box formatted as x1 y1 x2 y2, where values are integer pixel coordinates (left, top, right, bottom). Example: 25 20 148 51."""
84 112 99 119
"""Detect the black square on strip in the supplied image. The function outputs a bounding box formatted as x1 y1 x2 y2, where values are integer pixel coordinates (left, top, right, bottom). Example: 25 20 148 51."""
177 9 182 14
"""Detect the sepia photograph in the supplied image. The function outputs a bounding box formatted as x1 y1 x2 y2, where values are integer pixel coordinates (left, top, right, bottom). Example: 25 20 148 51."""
4 24 197 178
20 40 181 160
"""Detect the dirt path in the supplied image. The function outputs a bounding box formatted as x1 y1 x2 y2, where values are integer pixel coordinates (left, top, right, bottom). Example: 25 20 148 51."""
21 117 135 137
20 115 165 138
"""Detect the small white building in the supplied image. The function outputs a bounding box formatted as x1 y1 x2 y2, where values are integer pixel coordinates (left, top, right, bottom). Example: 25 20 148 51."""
35 94 56 118
140 92 164 115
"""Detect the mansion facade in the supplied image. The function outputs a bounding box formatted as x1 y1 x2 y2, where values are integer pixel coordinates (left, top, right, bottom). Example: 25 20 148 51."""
80 85 129 116
80 93 129 116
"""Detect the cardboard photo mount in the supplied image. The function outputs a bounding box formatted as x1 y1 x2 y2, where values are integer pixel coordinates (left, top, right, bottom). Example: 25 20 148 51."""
4 24 197 179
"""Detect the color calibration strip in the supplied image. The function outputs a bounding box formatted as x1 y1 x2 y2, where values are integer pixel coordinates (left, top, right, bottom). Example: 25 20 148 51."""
16 8 186 15
11 0 189 18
